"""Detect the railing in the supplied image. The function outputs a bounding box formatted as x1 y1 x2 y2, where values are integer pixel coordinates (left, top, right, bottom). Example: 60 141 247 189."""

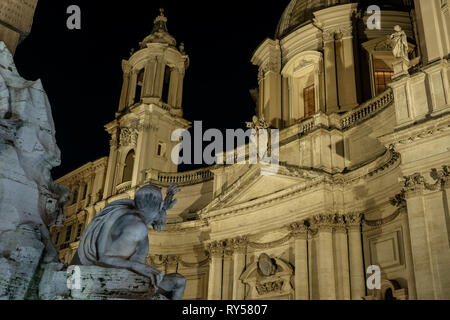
115 181 132 194
341 89 394 129
301 117 315 134
147 168 214 187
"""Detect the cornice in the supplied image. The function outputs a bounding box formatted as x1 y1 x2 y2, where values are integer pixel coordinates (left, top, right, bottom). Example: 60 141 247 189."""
380 113 450 148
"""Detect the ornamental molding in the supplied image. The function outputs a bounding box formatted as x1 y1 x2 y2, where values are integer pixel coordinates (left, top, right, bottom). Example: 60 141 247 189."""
288 222 308 239
345 212 363 228
119 127 139 148
255 280 284 296
311 214 336 232
147 254 209 269
248 234 292 250
363 207 405 228
385 116 450 148
400 166 450 198
390 190 406 208
335 25 353 40
201 149 400 221
205 241 225 258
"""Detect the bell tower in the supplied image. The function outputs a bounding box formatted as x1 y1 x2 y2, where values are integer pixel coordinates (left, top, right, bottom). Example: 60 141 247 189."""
103 9 191 199
118 8 189 117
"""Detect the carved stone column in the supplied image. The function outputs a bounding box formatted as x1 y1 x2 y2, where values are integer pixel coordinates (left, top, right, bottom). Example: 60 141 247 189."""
403 174 436 299
313 214 336 300
127 70 138 106
154 57 165 99
402 170 450 299
176 69 185 109
231 237 247 300
290 222 309 300
167 68 179 107
103 125 119 199
207 241 223 300
346 213 365 300
335 25 358 111
334 215 351 300
222 242 234 300
118 61 132 112
86 207 96 226
323 30 339 114
142 57 157 98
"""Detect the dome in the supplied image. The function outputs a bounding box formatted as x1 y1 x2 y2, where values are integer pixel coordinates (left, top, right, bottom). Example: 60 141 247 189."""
276 0 341 38
140 9 177 49
275 0 413 39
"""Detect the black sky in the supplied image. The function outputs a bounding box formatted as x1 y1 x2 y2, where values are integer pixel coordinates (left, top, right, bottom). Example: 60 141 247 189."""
13 0 290 178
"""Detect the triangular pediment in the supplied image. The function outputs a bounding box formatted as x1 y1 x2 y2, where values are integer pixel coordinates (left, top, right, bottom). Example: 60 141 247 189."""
201 164 324 213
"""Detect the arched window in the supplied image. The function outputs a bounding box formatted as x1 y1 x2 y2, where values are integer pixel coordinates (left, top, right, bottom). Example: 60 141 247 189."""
81 184 88 200
162 65 172 104
122 150 135 183
71 188 79 205
304 84 316 117
384 288 397 301
134 69 145 105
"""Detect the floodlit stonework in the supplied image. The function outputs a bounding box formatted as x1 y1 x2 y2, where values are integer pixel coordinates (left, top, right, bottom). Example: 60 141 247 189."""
0 0 38 54
53 1 450 300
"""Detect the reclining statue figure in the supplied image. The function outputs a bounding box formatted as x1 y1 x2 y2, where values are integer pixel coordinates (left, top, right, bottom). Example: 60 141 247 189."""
71 185 186 300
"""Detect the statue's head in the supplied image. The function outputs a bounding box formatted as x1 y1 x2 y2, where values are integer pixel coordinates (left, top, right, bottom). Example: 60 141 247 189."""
134 185 166 232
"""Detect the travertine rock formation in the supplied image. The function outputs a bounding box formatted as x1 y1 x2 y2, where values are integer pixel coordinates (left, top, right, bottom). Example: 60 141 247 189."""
0 41 66 299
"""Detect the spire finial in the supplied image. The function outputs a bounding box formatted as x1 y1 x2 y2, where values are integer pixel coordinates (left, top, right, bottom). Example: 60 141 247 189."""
159 8 165 16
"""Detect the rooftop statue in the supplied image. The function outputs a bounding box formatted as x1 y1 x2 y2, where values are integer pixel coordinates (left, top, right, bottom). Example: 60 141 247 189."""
390 25 409 61
71 184 186 300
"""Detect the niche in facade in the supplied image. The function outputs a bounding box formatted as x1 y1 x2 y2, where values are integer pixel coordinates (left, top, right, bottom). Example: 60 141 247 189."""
122 150 136 183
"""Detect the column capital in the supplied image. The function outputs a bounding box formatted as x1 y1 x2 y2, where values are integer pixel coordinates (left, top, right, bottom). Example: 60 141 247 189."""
122 60 132 74
430 165 450 190
335 25 353 41
312 214 335 233
334 214 347 233
228 236 248 254
322 30 336 43
206 241 225 258
345 213 362 230
402 173 426 198
289 221 308 239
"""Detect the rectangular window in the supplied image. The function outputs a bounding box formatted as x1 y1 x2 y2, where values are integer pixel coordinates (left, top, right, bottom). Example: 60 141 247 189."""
162 66 172 104
65 225 73 243
374 59 394 95
157 142 166 157
76 224 83 240
304 85 315 118
157 144 162 156
374 71 393 95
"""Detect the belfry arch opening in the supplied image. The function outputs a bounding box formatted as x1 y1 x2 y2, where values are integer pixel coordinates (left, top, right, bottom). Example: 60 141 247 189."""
122 150 135 183
162 65 172 104
134 69 145 105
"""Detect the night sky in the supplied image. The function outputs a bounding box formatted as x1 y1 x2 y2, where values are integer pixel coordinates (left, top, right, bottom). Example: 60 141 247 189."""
13 0 290 179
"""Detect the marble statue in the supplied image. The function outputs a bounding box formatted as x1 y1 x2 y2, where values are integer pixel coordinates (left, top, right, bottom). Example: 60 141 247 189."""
71 185 186 300
0 41 68 299
390 25 409 61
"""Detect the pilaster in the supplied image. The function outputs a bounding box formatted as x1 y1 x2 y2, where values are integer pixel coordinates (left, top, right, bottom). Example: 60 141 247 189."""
289 222 309 300
312 214 336 300
346 213 365 300
206 241 224 300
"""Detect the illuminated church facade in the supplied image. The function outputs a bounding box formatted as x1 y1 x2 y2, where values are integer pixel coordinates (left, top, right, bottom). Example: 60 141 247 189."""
52 0 450 300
